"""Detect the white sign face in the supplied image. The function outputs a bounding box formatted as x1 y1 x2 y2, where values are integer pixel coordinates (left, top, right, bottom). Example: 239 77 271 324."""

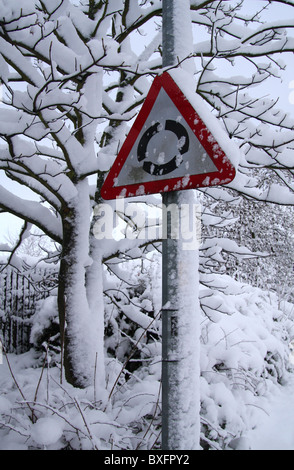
114 88 218 188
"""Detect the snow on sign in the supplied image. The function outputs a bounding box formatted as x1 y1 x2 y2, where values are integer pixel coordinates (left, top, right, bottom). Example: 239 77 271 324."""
101 71 236 200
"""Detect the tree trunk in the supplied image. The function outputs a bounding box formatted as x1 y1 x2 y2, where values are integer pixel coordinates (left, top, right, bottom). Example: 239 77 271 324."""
58 180 105 388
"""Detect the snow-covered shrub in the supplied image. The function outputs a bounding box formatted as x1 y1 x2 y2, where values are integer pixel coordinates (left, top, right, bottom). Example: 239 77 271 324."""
199 273 294 449
104 254 162 378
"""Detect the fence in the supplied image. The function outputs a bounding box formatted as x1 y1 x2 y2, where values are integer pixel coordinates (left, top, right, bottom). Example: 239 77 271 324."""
0 265 58 354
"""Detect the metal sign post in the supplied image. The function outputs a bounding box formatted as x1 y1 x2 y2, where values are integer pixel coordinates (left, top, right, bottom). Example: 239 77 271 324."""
161 0 180 450
161 0 200 450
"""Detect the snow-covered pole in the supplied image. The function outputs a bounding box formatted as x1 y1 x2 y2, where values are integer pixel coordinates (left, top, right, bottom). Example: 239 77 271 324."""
161 0 201 451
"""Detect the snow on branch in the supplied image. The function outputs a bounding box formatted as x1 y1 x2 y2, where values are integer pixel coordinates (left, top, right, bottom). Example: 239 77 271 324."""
0 184 62 243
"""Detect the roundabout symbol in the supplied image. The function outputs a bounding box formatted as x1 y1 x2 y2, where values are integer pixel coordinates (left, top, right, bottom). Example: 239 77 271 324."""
137 119 189 176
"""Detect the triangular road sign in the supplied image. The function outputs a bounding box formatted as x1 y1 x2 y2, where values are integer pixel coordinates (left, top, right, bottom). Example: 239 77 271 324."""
101 71 236 200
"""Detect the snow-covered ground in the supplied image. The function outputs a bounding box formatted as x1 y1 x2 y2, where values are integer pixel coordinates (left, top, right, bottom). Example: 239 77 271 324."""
246 375 294 450
1 337 294 450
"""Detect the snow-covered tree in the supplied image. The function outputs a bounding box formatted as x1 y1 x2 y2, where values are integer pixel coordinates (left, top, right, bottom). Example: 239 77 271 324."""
0 0 163 387
1 0 294 392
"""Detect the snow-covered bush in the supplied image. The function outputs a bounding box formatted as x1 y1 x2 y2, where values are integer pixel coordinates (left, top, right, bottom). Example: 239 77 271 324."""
199 273 294 449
